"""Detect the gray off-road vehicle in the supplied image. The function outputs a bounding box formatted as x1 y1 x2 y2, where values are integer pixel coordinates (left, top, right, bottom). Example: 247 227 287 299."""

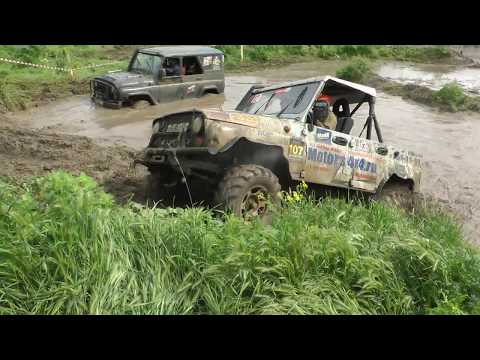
134 76 422 219
91 46 225 109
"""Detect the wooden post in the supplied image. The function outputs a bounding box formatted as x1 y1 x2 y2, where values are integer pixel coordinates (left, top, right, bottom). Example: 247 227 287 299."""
240 45 244 63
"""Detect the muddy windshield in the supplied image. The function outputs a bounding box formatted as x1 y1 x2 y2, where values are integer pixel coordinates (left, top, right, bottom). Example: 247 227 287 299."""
129 52 162 76
237 82 320 118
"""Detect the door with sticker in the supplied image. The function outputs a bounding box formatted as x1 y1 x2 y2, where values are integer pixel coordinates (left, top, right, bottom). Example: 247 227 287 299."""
303 125 352 188
347 137 383 192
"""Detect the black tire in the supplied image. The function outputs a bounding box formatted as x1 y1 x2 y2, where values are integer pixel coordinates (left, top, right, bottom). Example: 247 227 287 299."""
144 174 163 204
132 99 151 109
144 173 187 207
376 182 414 210
214 165 281 222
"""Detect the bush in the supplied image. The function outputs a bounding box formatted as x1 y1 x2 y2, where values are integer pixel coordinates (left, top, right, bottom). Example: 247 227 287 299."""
1 172 479 315
433 83 467 111
336 58 371 82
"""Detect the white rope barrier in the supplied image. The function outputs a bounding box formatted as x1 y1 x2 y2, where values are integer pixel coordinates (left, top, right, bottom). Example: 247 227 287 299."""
0 57 123 76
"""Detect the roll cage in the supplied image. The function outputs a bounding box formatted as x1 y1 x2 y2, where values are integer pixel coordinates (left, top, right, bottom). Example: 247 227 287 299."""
235 76 384 143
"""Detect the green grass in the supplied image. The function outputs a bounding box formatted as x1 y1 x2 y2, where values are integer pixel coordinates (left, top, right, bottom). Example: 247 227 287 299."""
336 58 372 82
217 45 453 70
433 83 467 112
431 82 480 112
1 171 479 315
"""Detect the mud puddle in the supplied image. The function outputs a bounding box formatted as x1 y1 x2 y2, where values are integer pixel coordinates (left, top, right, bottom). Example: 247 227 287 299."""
4 59 480 243
376 61 480 95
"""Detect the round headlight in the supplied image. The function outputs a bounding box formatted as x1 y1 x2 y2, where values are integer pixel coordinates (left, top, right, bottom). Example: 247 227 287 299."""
152 121 160 134
191 116 204 134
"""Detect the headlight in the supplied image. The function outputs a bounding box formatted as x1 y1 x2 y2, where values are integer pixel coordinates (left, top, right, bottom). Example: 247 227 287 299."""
191 116 204 134
152 121 160 134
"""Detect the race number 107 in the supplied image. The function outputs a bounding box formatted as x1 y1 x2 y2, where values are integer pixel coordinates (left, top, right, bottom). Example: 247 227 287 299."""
289 143 304 156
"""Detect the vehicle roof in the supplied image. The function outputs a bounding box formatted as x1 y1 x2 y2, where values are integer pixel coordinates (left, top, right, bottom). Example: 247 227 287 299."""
139 46 223 57
253 75 376 104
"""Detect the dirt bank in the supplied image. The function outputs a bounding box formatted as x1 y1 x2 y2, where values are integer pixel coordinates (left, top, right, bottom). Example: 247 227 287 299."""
0 120 147 204
364 74 480 112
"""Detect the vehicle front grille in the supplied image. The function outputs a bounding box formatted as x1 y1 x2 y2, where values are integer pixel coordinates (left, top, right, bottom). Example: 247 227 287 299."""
149 112 201 149
92 80 116 100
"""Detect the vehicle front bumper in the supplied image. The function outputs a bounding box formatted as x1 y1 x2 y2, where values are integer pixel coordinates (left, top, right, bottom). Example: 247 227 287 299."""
134 147 212 167
91 96 123 109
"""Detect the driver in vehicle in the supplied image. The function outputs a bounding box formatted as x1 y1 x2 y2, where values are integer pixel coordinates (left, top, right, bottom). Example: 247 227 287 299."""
164 58 181 76
312 95 337 130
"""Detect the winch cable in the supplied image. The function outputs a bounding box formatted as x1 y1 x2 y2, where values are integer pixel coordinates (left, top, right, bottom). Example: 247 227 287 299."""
173 152 194 207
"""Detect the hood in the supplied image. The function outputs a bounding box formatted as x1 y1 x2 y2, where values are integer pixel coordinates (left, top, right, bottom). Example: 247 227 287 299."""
202 109 276 128
94 71 153 88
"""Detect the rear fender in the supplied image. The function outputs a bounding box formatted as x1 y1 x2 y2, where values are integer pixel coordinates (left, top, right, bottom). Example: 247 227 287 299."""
202 85 220 95
376 173 415 197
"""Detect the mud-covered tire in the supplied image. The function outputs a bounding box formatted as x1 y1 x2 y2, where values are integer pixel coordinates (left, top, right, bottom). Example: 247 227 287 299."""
144 173 187 207
377 182 414 210
214 165 281 222
144 174 165 204
202 92 218 98
132 100 151 109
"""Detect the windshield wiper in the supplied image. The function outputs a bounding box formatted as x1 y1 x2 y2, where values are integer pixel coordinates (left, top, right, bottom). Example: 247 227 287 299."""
274 99 295 117
294 87 308 108
274 87 308 117
254 92 276 114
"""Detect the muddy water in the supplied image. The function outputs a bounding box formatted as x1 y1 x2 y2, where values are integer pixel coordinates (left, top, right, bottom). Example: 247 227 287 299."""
376 61 480 95
351 95 480 242
6 60 480 243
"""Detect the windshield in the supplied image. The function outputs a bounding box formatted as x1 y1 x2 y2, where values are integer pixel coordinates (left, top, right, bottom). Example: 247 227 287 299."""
237 82 320 118
129 52 162 76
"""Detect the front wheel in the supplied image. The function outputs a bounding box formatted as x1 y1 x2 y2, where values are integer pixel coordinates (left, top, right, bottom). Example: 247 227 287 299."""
132 99 151 109
144 172 188 207
214 165 281 222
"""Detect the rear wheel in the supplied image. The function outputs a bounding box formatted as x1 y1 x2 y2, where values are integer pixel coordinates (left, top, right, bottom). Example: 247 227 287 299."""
202 91 218 98
215 165 281 222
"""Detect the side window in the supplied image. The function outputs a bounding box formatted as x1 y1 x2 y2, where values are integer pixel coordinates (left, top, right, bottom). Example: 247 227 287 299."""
182 56 203 76
202 54 223 72
163 57 181 77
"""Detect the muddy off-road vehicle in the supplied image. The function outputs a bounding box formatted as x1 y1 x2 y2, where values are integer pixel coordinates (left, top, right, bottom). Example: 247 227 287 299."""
135 76 422 218
91 46 225 109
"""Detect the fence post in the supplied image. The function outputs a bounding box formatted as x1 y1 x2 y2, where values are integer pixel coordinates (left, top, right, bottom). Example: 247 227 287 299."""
240 45 244 63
